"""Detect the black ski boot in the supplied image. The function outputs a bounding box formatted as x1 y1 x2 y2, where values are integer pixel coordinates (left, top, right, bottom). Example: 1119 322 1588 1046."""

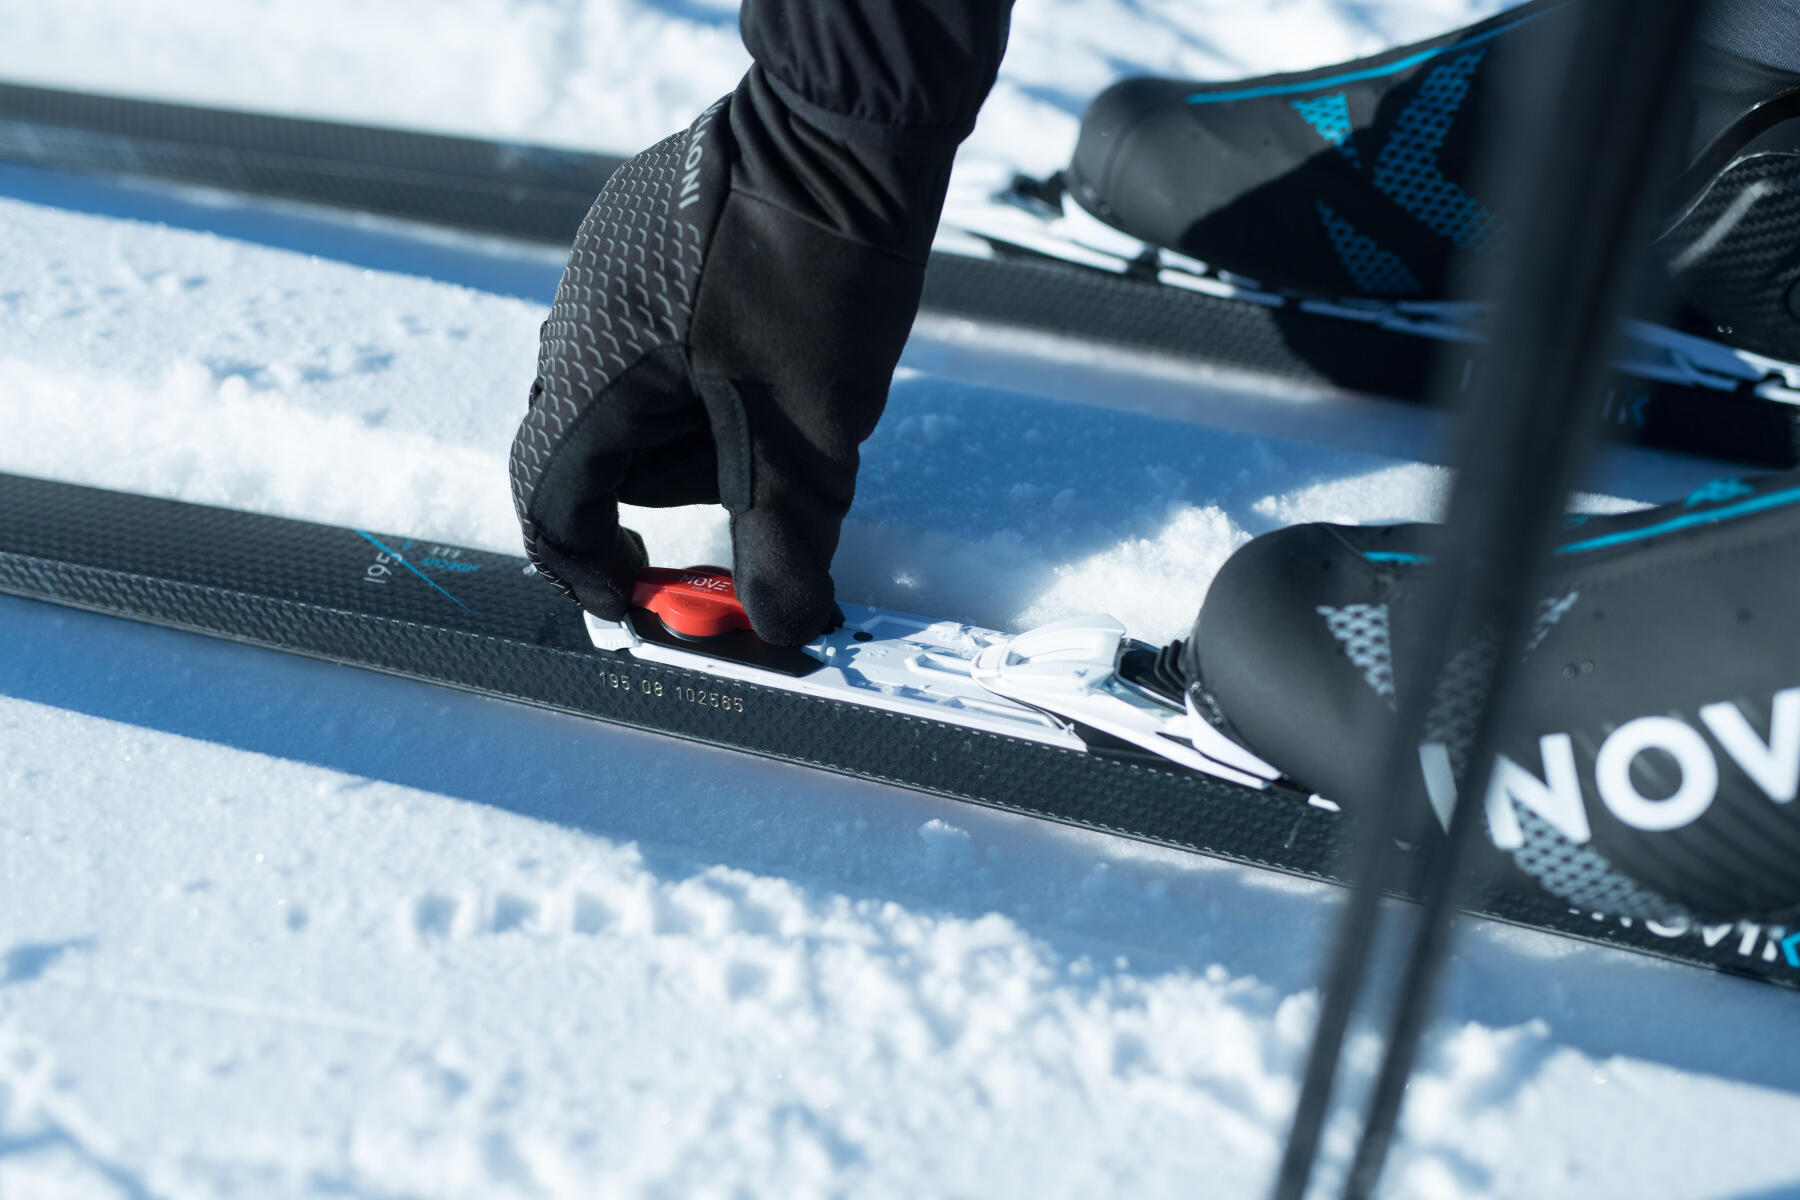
1068 0 1800 360
1187 470 1800 925
1066 0 1574 299
1662 65 1800 361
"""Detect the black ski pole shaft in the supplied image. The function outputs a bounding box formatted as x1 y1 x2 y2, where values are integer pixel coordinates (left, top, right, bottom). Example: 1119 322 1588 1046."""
1270 3 1705 1198
1269 777 1402 1199
1341 3 1704 1195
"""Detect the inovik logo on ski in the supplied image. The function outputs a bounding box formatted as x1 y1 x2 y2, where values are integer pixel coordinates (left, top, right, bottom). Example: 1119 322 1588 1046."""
1421 687 1799 845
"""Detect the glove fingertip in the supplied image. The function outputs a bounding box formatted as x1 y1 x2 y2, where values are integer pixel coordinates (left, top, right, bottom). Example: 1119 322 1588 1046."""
736 569 838 647
729 506 844 646
530 523 649 622
618 525 648 573
595 524 650 618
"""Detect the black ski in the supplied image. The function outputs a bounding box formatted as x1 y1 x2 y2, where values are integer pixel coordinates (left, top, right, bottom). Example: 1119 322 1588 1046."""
2 79 1798 468
1 469 1795 991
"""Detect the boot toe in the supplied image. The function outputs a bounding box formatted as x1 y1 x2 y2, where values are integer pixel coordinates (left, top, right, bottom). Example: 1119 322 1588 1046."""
1196 522 1424 803
1068 77 1207 231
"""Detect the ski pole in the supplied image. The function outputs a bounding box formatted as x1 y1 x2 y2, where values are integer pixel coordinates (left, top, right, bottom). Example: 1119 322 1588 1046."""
1272 3 1705 1197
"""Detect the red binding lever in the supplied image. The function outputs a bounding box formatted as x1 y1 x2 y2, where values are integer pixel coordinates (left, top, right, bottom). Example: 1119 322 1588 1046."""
630 566 753 640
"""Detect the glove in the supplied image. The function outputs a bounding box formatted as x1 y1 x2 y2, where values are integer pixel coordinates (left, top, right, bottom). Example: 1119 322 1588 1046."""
509 61 970 645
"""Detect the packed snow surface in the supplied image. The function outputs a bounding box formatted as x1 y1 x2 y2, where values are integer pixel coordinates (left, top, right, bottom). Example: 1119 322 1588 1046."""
1 2 1797 1198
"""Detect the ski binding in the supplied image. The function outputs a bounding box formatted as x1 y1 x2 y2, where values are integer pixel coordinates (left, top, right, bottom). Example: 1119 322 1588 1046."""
970 615 1282 787
939 172 1800 406
584 566 1282 788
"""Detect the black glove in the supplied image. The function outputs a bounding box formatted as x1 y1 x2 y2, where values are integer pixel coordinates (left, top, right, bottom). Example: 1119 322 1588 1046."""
508 2 1009 645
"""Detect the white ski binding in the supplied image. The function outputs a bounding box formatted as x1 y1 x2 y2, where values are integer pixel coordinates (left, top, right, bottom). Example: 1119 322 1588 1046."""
583 566 1281 787
970 615 1281 789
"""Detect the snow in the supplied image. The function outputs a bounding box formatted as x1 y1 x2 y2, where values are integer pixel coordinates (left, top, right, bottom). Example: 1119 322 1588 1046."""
0 1 1511 160
2 1 1798 1197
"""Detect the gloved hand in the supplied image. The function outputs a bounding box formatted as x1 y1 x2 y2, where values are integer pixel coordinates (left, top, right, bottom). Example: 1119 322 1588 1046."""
509 52 978 645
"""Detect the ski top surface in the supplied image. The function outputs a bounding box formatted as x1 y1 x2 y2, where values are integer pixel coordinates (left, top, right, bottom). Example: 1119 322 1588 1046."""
0 471 1795 991
1 80 1798 468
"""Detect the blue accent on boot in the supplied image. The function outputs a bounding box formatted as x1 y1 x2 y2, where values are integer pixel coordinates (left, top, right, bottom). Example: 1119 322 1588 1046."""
1362 484 1800 565
1184 3 1565 106
1370 50 1504 250
1315 200 1422 295
1684 478 1757 507
1559 486 1800 553
1291 92 1361 168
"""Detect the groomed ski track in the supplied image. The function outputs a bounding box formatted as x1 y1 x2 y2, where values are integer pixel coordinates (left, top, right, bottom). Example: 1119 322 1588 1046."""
8 78 1800 469
4 1 1800 1196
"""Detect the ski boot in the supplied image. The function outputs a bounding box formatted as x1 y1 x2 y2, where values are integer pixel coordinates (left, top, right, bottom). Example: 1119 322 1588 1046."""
1067 0 1800 360
1187 469 1800 925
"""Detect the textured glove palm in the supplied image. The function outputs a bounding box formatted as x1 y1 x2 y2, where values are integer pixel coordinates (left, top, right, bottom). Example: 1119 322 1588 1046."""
509 72 931 645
